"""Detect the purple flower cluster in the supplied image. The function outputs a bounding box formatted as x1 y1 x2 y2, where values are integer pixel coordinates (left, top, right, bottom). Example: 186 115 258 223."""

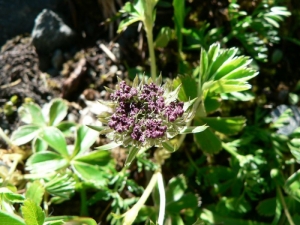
110 81 138 101
108 80 184 145
164 101 184 122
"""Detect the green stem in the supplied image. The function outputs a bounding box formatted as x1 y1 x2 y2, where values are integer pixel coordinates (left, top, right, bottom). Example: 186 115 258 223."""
74 175 89 216
157 171 165 225
145 25 157 80
123 170 159 225
0 127 14 147
277 186 295 225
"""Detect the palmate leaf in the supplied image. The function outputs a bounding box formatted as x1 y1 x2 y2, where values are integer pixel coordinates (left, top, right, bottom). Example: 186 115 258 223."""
199 43 258 95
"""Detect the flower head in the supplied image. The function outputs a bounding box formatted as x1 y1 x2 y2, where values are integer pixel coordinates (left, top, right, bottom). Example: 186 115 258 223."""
98 76 194 148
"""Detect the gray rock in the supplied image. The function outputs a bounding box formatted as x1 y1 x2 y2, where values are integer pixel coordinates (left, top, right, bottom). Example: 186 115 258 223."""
0 0 61 47
31 9 76 53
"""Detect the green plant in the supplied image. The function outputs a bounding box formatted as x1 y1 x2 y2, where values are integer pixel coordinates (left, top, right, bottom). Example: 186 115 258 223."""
11 98 75 152
225 0 291 62
0 181 98 225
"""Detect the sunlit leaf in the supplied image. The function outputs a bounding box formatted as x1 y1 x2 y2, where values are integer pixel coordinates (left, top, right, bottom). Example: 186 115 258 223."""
11 125 41 146
73 125 99 156
39 127 68 157
74 150 112 166
21 199 45 225
71 161 108 186
18 103 46 126
0 210 25 225
125 146 140 167
49 99 68 126
26 152 68 173
180 125 207 134
25 181 45 206
32 137 48 153
173 75 198 102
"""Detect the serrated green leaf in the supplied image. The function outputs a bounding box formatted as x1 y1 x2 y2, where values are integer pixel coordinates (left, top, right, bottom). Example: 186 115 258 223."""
11 125 41 146
39 127 69 157
21 199 45 225
25 181 45 205
200 117 246 135
256 198 276 217
0 210 25 225
18 103 46 126
207 43 220 65
209 80 252 94
214 56 251 80
208 47 238 81
199 48 209 84
49 99 68 126
221 67 258 82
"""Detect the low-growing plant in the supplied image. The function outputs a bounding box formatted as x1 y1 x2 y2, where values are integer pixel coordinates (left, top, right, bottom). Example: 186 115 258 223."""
11 98 75 152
